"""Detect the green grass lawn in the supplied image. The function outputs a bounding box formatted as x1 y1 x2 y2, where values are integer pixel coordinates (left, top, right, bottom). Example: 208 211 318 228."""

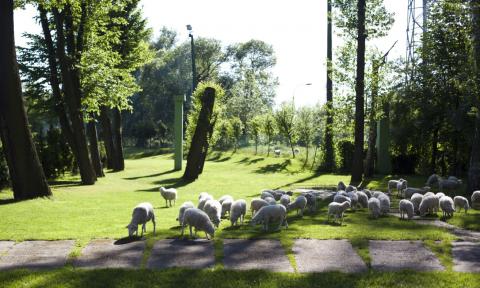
0 149 479 287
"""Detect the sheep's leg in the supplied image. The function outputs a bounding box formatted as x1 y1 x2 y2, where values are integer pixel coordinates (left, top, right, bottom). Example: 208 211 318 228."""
205 232 209 240
152 216 156 235
189 225 193 238
165 199 168 207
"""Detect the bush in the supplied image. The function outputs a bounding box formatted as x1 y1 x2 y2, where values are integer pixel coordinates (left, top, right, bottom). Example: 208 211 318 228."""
36 127 75 179
337 140 354 173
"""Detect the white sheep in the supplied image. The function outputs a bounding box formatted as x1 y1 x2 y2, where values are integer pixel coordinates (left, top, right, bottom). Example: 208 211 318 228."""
378 194 390 215
126 202 156 237
221 199 233 218
198 193 213 211
304 192 317 212
337 181 347 191
368 197 381 219
346 191 359 210
264 196 277 205
270 190 290 201
198 192 210 200
250 204 288 231
261 191 275 200
362 189 372 199
230 199 247 226
388 179 406 195
203 199 222 227
280 194 291 208
472 191 480 210
426 174 439 186
274 149 281 157
176 201 194 226
333 194 351 205
372 191 386 198
345 185 357 193
440 196 455 218
419 195 437 216
357 191 368 208
454 196 470 214
411 193 423 214
288 195 307 216
403 186 430 199
250 198 269 216
424 192 435 197
218 195 233 205
159 186 177 207
327 201 351 224
399 199 414 220
181 208 215 240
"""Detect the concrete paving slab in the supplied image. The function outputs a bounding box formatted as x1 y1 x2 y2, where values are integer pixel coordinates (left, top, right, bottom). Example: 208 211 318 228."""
0 241 15 255
370 240 444 271
147 239 214 269
223 239 293 272
293 239 367 273
0 240 74 270
74 239 144 269
452 241 480 273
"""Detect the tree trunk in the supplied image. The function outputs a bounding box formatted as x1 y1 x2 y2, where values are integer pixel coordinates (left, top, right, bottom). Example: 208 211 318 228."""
289 137 296 159
351 0 366 184
431 128 438 174
311 145 319 170
53 8 96 185
364 60 379 177
112 107 125 171
183 87 216 181
0 0 51 200
99 106 116 169
323 0 335 172
267 136 271 157
87 118 104 177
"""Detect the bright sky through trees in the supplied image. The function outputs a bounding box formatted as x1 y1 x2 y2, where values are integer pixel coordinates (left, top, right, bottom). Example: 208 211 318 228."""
14 0 406 108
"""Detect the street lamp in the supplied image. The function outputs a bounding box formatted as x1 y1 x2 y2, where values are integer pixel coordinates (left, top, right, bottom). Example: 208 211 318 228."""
187 24 197 93
292 83 312 107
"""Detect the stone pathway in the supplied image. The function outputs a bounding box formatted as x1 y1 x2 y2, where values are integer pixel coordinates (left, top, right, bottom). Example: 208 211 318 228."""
0 241 14 255
452 241 480 273
223 239 293 272
370 240 444 272
73 239 144 269
293 239 367 273
147 239 214 269
0 240 74 270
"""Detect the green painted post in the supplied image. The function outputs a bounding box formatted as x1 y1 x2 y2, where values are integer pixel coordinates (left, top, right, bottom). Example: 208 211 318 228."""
174 94 185 171
376 112 392 175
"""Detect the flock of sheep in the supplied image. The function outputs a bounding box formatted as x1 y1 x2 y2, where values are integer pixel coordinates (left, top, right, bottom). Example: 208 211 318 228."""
124 175 480 239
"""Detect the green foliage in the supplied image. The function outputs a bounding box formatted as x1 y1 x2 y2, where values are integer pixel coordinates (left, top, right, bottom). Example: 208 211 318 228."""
248 116 262 153
230 117 244 152
213 119 233 150
261 112 277 156
274 103 297 158
35 127 75 179
337 139 355 173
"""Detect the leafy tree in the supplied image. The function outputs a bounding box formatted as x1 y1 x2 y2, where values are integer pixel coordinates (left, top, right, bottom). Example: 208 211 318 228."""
230 117 244 152
262 113 277 157
275 103 297 158
296 107 316 165
248 116 262 155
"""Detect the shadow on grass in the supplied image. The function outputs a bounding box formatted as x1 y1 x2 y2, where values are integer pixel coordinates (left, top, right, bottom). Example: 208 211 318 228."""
0 198 18 206
124 148 174 159
254 159 291 174
114 236 144 245
124 169 176 180
135 177 193 192
48 180 82 188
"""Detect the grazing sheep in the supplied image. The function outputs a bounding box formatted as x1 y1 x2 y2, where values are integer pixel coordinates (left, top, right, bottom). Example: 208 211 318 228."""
302 192 317 213
378 194 390 215
203 200 222 227
126 202 156 237
436 192 446 200
327 201 351 224
399 199 414 220
334 194 351 204
345 185 357 193
264 196 277 205
440 196 455 218
261 191 275 200
198 194 213 211
424 192 435 197
368 198 381 219
181 208 215 240
337 181 347 191
250 198 269 216
176 201 194 226
219 195 233 205
288 196 308 216
372 191 386 199
403 186 430 199
230 199 247 226
419 195 437 216
274 149 281 157
357 191 368 208
221 199 233 218
396 180 408 197
411 193 423 214
454 196 470 214
198 192 210 200
250 204 288 231
388 179 406 195
438 179 462 193
159 187 177 207
270 190 289 201
472 191 480 210
362 189 372 199
346 191 359 210
280 194 291 208
426 174 439 187
335 190 348 197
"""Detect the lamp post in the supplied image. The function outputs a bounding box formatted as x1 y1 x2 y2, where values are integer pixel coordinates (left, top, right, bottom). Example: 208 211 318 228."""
187 24 197 93
292 83 312 108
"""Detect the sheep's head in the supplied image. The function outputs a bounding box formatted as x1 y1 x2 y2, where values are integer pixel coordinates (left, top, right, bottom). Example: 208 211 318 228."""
343 201 351 209
126 223 137 237
159 187 165 193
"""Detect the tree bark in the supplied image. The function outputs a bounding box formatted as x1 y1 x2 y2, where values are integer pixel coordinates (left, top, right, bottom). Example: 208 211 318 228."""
112 107 125 171
351 0 367 184
87 117 104 177
323 0 335 172
468 0 480 195
183 87 216 181
99 106 116 169
0 0 51 200
364 60 379 177
53 7 96 185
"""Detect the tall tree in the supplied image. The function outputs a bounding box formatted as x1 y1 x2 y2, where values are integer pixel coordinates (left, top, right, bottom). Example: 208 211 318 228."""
0 0 51 199
469 0 480 194
351 0 366 183
275 103 297 158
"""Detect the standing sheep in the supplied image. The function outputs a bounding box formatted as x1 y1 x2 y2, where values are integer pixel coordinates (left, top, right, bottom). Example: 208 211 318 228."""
454 196 470 214
221 199 233 218
419 195 437 216
411 193 423 214
357 191 368 208
261 191 275 200
219 195 233 205
198 193 213 211
203 199 222 227
177 201 194 226
346 191 359 210
378 194 390 215
280 194 291 208
250 198 269 216
288 195 307 216
368 198 381 219
440 196 455 218
230 199 247 226
181 208 215 240
126 202 156 237
159 187 177 207
403 186 430 199
471 191 480 210
304 192 317 213
399 199 414 220
345 185 357 193
250 205 288 231
327 201 351 224
337 181 347 191
388 179 405 195
264 196 277 205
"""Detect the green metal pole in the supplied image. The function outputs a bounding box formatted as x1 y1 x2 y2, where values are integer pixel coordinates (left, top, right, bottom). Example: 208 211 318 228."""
174 94 185 171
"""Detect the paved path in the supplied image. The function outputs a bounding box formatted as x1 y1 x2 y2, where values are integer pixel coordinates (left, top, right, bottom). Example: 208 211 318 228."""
1 238 479 273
